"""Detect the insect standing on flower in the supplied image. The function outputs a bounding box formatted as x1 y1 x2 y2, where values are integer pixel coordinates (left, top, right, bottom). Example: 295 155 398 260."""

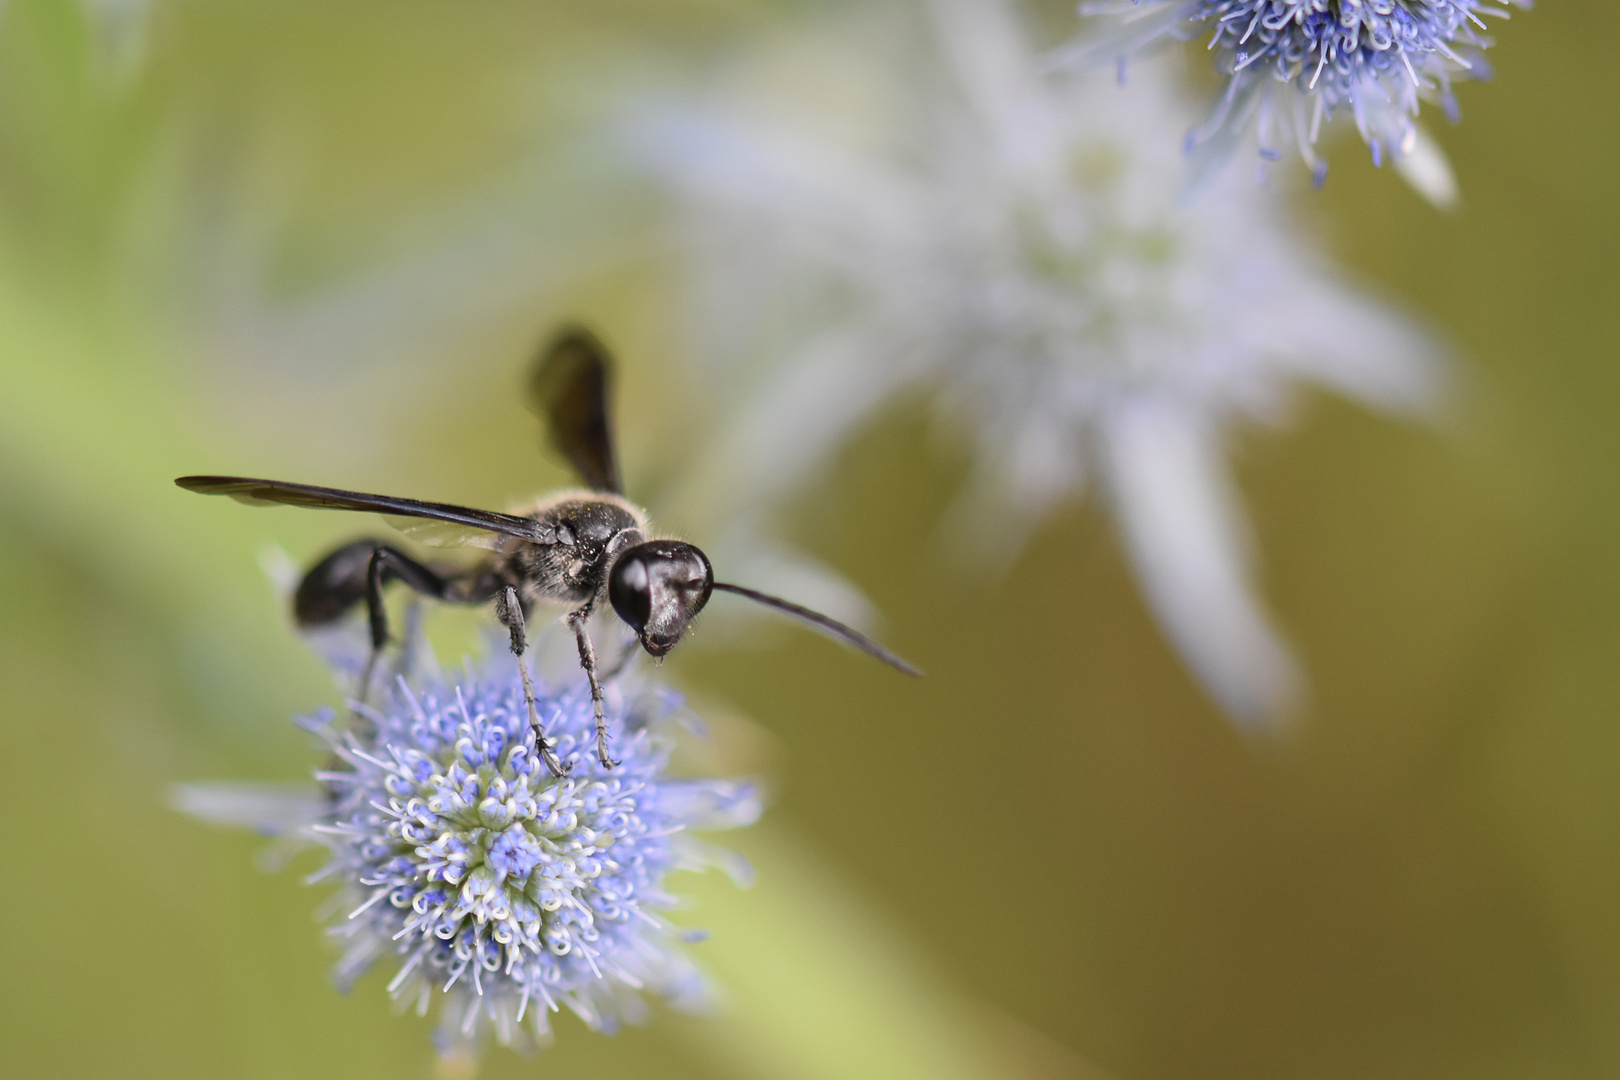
177 326 919 777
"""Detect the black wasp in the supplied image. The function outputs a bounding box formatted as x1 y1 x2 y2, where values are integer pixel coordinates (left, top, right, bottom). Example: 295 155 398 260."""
177 327 918 777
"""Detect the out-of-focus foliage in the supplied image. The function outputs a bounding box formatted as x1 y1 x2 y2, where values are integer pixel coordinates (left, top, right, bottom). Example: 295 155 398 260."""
2 1 1619 1080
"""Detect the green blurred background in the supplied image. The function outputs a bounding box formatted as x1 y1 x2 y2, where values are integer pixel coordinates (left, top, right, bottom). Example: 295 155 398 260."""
1 1 1615 1078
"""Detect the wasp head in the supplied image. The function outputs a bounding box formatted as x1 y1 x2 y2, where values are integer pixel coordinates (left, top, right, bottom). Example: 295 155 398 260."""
608 541 714 657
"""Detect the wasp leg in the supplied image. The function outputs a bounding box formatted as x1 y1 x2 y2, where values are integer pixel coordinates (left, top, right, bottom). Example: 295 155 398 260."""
498 585 569 778
566 606 619 769
357 546 451 707
295 540 450 712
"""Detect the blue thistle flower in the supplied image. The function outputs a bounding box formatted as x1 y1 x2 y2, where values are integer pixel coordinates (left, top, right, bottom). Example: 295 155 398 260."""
176 654 760 1057
1064 0 1529 195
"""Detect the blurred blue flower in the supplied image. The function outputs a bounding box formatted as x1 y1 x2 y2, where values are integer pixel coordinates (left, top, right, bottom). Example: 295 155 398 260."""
629 0 1440 729
176 656 760 1057
1061 0 1529 203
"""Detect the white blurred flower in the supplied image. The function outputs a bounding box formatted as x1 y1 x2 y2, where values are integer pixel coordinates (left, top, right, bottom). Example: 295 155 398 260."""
627 0 1440 730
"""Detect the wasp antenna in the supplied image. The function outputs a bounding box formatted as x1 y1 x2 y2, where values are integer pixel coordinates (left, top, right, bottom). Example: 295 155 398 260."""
710 582 922 677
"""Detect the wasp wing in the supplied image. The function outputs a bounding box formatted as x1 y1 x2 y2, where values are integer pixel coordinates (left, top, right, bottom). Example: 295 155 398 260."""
382 516 509 550
175 476 554 544
528 326 623 494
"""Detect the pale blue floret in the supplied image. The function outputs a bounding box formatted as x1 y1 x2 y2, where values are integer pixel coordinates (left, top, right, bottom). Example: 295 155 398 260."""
177 656 760 1056
1065 0 1529 189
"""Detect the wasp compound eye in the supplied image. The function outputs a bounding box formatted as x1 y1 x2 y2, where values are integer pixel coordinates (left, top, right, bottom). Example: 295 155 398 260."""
609 552 652 631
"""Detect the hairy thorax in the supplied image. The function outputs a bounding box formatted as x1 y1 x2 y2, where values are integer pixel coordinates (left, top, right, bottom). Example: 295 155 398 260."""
495 490 648 606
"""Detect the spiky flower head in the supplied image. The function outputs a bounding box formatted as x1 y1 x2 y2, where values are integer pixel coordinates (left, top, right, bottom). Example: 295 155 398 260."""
177 655 760 1057
1064 0 1530 200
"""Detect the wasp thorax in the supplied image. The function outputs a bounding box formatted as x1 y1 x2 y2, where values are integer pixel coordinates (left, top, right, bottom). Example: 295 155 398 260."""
608 541 714 656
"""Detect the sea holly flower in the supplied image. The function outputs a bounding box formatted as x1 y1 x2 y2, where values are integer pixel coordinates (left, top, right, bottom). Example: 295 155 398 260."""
175 654 760 1057
629 0 1439 728
1058 0 1530 203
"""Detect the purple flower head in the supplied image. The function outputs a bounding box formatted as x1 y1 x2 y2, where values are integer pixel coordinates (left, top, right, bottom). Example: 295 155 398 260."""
1064 0 1530 200
176 654 760 1058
